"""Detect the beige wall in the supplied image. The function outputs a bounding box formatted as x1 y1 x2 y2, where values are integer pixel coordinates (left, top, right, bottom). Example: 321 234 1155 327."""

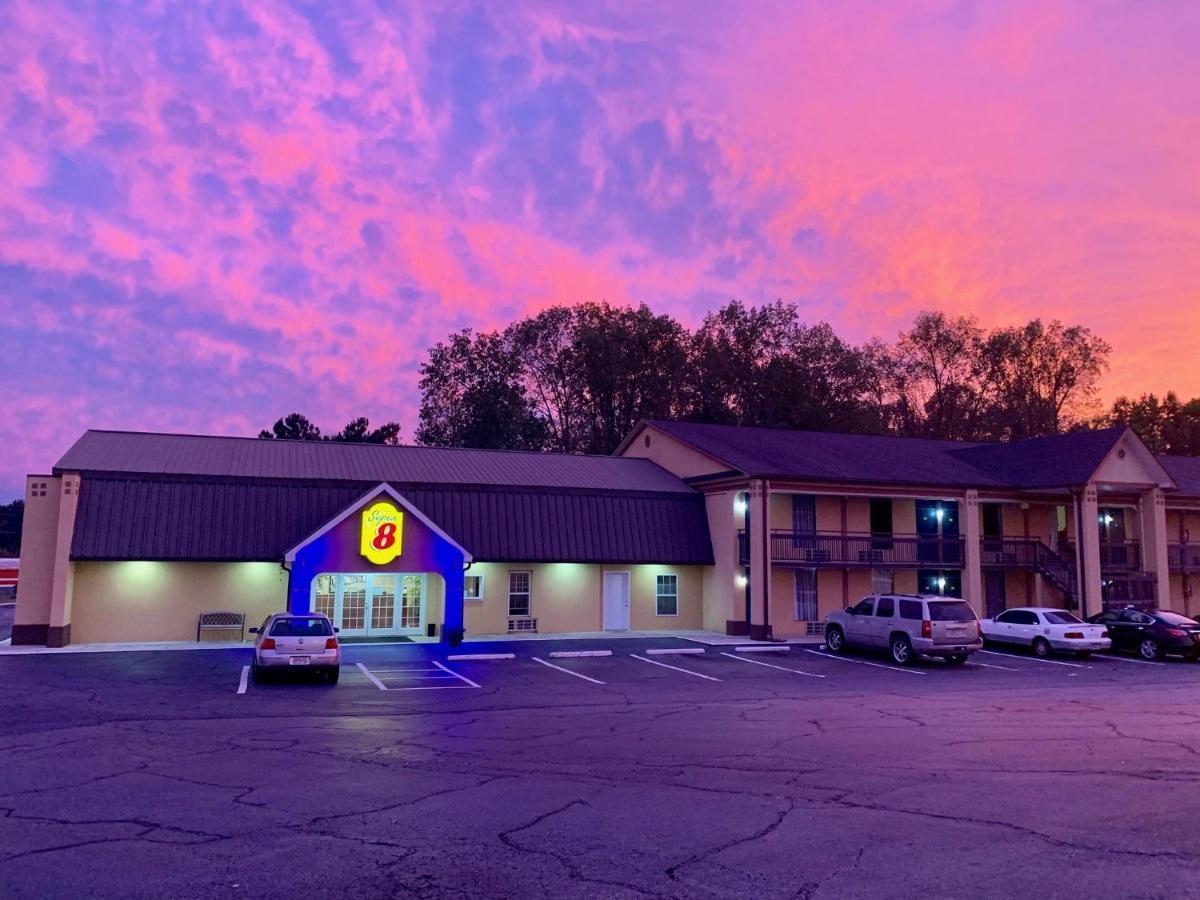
70 561 288 644
461 562 704 636
619 426 729 478
14 475 61 630
704 490 741 630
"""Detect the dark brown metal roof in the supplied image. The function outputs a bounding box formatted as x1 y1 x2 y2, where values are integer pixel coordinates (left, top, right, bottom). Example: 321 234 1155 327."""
70 478 715 565
56 430 694 493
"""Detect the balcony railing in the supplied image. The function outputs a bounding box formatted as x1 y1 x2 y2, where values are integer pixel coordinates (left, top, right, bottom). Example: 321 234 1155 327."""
1169 543 1200 574
1101 575 1157 610
737 530 964 568
1062 539 1141 572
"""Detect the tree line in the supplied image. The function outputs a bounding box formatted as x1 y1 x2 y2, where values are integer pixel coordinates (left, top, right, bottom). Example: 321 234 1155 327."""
258 300 1200 458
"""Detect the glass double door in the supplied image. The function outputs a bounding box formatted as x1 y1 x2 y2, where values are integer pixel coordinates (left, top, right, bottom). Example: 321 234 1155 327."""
312 573 425 637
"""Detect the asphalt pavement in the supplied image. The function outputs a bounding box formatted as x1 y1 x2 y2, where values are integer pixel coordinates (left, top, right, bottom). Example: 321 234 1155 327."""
3 638 1200 899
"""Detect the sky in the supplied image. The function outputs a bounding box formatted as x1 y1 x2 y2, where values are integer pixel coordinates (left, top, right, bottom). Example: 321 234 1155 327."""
2 0 1199 498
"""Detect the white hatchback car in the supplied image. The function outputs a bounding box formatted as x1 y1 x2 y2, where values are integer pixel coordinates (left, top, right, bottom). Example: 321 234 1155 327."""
980 607 1110 659
250 612 341 683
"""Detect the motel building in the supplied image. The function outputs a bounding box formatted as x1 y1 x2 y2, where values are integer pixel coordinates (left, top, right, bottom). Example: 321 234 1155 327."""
11 421 1200 648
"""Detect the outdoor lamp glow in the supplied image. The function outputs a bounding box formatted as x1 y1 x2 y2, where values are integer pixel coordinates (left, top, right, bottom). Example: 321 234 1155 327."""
937 577 946 589
734 496 748 515
736 574 748 588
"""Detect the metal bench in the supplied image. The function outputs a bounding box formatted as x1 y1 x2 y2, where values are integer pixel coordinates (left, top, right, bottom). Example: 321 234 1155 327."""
197 611 246 642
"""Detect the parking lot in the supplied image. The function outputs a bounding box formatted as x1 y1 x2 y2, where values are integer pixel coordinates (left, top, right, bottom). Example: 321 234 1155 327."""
4 638 1200 898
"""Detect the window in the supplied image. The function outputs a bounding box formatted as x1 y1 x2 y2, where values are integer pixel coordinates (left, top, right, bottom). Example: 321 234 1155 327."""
1042 611 1083 625
656 574 679 616
270 617 333 637
899 599 922 620
995 610 1019 624
870 568 894 595
1011 610 1039 625
794 569 817 621
926 601 976 622
508 571 532 617
464 574 484 601
313 574 335 620
874 596 895 617
849 598 875 616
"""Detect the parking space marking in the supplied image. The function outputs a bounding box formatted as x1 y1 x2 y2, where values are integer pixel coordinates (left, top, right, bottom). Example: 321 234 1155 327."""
969 661 1019 671
356 662 389 690
532 656 606 685
630 653 721 681
1090 654 1165 666
432 660 481 688
237 665 249 694
801 649 927 676
979 650 1090 669
722 652 827 678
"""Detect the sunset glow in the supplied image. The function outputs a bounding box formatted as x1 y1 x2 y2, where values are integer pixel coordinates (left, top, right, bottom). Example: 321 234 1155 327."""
2 1 1199 495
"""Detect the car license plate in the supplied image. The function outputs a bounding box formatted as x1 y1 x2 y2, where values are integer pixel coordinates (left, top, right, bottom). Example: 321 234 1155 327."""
289 656 310 666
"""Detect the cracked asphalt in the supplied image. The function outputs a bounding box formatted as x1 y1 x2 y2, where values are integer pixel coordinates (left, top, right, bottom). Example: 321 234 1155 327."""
3 638 1200 899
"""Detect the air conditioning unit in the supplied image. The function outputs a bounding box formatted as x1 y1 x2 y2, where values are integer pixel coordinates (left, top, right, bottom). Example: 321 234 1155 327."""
803 548 832 563
507 617 538 633
858 549 885 562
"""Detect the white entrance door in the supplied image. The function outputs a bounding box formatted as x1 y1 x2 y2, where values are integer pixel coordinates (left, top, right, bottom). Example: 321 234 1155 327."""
603 571 630 631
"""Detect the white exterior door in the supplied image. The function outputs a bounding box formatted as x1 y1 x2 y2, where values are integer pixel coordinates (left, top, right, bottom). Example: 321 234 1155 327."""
603 572 631 631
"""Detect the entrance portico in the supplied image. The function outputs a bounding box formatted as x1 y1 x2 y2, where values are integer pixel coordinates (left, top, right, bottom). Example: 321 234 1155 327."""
284 484 470 644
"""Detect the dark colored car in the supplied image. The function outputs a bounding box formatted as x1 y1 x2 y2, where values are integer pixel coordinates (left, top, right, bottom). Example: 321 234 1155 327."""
1086 608 1200 661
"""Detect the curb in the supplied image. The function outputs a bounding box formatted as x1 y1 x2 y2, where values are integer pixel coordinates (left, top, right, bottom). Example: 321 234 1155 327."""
548 650 613 658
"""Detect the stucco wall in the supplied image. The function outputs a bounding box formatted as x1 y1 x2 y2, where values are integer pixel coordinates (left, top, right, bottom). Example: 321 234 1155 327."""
14 476 60 631
69 561 288 644
619 427 729 478
461 562 704 636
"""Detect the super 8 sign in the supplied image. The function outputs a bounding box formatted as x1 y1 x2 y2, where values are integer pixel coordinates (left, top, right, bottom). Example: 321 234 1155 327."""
360 501 404 565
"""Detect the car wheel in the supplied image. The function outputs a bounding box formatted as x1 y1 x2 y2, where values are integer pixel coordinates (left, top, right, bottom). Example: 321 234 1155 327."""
251 661 264 683
825 626 846 654
1032 637 1052 659
945 654 968 666
1139 639 1161 661
890 635 914 666
326 667 340 685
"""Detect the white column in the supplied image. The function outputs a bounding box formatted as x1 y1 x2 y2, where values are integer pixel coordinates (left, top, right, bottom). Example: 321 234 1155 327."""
1140 488 1172 609
962 491 983 614
47 473 81 647
1078 486 1102 618
748 480 772 640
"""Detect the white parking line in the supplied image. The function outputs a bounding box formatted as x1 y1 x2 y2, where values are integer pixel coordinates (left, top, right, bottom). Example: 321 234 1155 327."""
979 650 1090 669
969 661 1019 671
630 653 721 681
801 649 927 676
1090 654 1164 666
432 660 481 688
532 656 606 684
356 662 388 690
237 665 249 694
722 652 827 678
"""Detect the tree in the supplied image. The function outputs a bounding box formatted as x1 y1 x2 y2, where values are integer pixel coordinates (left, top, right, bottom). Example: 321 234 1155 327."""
258 414 401 445
684 300 883 433
259 413 322 441
415 329 547 450
0 499 22 557
979 319 1110 440
1094 393 1200 455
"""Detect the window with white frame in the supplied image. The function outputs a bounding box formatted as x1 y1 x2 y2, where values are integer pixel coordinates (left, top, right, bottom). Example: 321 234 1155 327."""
871 568 894 595
794 569 818 620
464 574 484 601
507 571 531 617
655 574 679 616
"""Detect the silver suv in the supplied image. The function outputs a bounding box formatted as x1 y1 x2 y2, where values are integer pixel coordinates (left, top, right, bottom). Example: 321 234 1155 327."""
824 594 983 665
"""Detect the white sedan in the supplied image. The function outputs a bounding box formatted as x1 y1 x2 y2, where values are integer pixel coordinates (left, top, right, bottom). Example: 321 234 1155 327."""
980 607 1111 659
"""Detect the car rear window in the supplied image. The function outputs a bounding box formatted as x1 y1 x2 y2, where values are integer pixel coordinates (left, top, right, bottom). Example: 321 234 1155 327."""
899 599 922 620
1156 612 1198 626
927 601 975 622
1043 611 1083 625
269 618 333 637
